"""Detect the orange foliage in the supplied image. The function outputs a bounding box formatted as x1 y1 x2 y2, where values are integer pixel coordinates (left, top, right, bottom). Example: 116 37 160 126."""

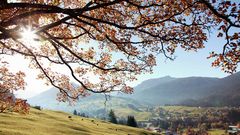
0 0 239 109
0 60 29 113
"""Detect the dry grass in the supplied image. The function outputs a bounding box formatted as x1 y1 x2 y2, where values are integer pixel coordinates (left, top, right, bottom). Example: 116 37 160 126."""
0 108 158 135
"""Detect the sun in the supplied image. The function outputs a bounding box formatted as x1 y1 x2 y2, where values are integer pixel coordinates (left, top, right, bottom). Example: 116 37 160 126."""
20 27 38 46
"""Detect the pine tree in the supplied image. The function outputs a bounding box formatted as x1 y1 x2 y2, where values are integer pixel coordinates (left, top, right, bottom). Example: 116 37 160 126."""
127 116 138 127
118 118 127 125
108 109 117 124
73 109 77 115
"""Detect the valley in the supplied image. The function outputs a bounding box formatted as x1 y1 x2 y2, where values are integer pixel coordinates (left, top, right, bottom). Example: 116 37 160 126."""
25 72 240 134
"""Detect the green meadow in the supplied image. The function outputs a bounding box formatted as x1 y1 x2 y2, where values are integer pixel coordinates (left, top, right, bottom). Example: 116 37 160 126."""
0 108 157 135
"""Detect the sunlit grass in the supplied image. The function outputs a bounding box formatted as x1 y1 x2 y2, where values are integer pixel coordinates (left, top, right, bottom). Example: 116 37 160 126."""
115 108 152 121
208 129 227 135
160 106 205 114
0 108 157 135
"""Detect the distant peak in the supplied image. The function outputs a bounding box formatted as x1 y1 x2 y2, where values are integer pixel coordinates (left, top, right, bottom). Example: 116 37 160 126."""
234 71 240 75
162 75 172 78
157 75 175 80
223 71 240 79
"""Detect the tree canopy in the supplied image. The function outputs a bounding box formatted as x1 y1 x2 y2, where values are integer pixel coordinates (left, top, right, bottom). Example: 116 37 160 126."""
0 60 29 113
108 109 118 124
0 0 239 112
127 115 138 127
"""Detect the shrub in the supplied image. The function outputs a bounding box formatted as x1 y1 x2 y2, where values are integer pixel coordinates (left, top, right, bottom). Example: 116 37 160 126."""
32 106 41 110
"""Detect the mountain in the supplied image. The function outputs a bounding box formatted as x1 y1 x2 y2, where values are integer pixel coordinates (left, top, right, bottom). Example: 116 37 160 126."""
28 88 147 118
181 72 240 107
28 72 240 115
130 72 240 106
133 76 176 93
128 76 220 105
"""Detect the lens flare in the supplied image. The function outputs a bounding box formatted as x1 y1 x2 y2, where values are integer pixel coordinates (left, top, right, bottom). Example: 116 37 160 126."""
20 27 39 48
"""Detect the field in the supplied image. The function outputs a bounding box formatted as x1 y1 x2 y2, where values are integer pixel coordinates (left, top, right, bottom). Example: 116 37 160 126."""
0 108 157 135
207 129 226 135
137 106 233 135
115 108 152 121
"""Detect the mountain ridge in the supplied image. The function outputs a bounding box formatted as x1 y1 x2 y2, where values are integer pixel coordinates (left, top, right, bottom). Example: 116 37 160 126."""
132 72 240 106
28 72 240 114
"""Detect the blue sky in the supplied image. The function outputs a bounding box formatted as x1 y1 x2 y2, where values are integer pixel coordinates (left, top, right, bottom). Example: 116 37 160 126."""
129 34 238 86
130 0 240 86
13 0 240 98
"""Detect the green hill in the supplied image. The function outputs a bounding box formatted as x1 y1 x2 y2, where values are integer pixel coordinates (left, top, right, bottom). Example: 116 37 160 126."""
27 89 148 119
0 108 157 135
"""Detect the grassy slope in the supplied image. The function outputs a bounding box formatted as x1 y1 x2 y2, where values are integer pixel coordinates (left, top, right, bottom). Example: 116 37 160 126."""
208 129 226 135
0 108 157 135
160 106 204 113
115 108 152 121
